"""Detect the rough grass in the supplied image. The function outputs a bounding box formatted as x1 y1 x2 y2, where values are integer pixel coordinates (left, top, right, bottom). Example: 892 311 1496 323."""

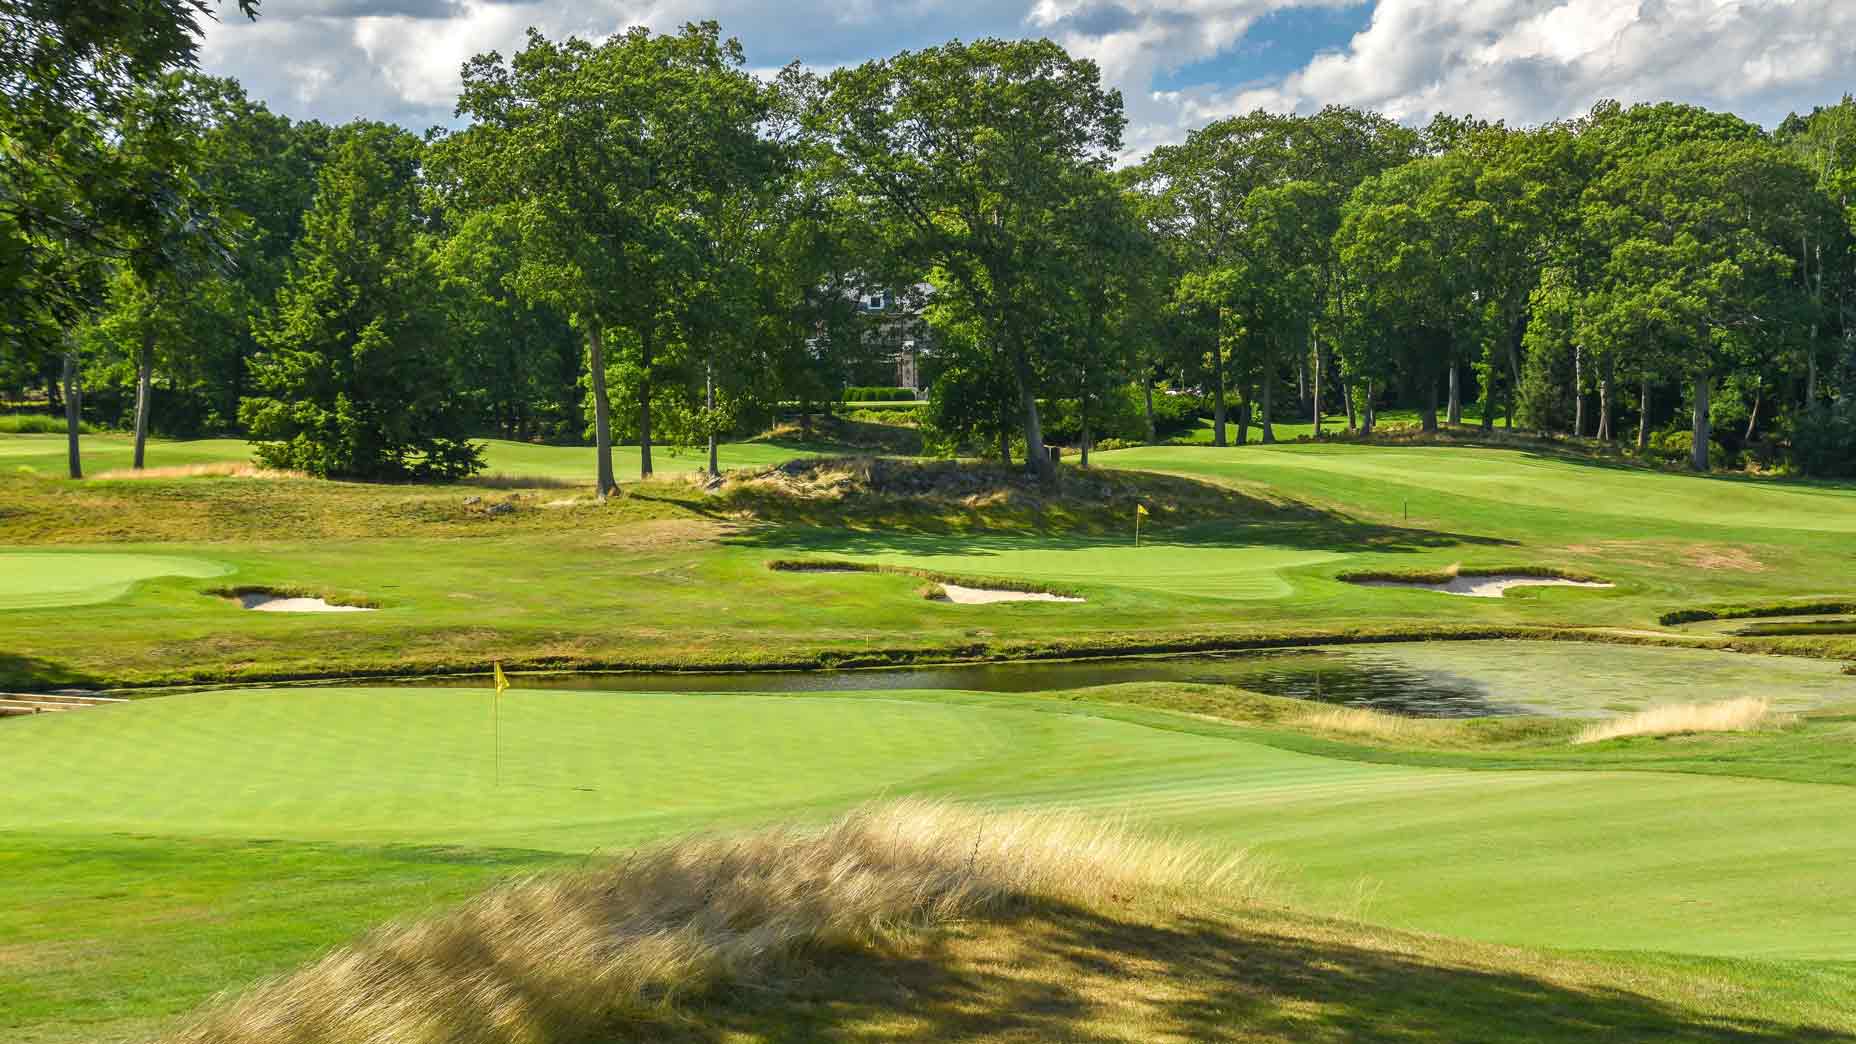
164 800 1260 1044
1574 697 1790 744
1289 705 1461 744
0 414 96 434
91 462 305 480
717 455 1307 534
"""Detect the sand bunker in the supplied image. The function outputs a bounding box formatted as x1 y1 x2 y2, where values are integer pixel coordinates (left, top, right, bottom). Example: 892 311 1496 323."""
937 584 1085 605
238 593 375 613
1353 575 1614 599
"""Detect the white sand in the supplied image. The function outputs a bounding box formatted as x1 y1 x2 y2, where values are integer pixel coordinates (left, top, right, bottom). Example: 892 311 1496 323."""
1354 575 1614 599
238 593 376 613
938 584 1084 605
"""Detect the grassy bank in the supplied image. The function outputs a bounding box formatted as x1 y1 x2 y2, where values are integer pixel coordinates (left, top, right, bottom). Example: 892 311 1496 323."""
4 434 1855 688
5 682 1856 1040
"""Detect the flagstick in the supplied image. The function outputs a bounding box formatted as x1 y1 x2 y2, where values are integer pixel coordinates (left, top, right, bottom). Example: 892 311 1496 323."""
493 690 501 788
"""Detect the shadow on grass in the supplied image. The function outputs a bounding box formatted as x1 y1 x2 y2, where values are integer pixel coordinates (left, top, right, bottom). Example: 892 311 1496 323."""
645 903 1854 1043
727 515 1510 559
0 653 99 691
633 461 1513 558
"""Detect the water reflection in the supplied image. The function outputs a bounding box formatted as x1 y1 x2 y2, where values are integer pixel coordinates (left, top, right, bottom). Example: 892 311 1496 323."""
387 649 1518 718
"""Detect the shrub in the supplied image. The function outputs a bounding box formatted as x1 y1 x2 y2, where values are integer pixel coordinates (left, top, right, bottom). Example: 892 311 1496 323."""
0 413 96 434
1786 402 1856 477
1647 427 1731 469
843 386 916 402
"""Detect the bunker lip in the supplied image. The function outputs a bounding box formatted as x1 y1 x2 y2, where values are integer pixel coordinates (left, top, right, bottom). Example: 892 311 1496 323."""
933 583 1085 605
1352 576 1615 599
215 588 378 613
770 558 1084 603
1340 568 1613 599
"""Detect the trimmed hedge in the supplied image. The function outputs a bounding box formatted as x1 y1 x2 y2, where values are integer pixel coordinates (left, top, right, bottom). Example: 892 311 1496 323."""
844 387 917 402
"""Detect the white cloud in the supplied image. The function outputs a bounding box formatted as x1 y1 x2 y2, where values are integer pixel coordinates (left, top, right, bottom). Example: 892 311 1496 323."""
1175 0 1856 134
198 0 1856 152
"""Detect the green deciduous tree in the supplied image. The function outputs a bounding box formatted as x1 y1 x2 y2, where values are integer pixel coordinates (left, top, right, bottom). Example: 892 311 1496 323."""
814 37 1124 485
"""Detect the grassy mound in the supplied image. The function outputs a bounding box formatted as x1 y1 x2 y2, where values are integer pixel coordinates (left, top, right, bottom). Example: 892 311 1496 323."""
716 456 1303 533
160 800 1856 1044
165 801 1260 1043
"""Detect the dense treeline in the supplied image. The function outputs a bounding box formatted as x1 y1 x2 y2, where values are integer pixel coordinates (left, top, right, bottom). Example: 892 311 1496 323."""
4 5 1854 480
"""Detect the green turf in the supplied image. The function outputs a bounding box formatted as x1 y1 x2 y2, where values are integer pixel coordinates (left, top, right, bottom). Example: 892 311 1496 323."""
0 551 230 609
6 683 1856 1040
0 432 819 484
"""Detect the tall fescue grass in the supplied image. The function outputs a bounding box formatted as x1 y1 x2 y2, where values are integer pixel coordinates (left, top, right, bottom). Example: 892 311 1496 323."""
166 800 1263 1044
0 413 95 434
91 462 304 480
1574 697 1787 744
1293 706 1458 743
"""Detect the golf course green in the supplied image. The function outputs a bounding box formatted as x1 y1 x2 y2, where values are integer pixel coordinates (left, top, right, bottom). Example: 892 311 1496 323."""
4 429 1856 1041
0 551 230 610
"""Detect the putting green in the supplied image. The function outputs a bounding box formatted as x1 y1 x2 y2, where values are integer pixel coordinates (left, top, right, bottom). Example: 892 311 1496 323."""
1101 444 1856 534
0 552 230 610
812 540 1342 600
6 686 1853 959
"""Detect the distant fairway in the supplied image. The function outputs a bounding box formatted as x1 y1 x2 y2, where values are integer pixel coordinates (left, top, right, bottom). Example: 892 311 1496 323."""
0 432 815 484
0 551 229 610
1101 443 1856 534
6 686 1854 962
812 539 1344 600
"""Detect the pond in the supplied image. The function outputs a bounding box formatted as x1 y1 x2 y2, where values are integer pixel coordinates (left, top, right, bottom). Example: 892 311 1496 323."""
385 640 1856 719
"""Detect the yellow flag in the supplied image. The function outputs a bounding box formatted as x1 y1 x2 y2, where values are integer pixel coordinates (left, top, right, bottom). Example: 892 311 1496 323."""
493 661 510 697
1136 503 1149 518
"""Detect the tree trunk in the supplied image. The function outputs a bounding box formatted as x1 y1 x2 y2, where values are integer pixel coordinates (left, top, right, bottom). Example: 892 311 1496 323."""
1572 344 1585 437
1344 380 1357 432
997 425 1010 466
1597 372 1612 441
638 324 654 479
1744 382 1761 442
1296 351 1308 418
1446 362 1461 426
1211 318 1228 447
1260 372 1275 443
1311 337 1324 438
1807 339 1818 407
1362 380 1375 434
1637 379 1651 452
1505 333 1521 429
1234 385 1250 446
1012 352 1053 486
1691 372 1711 472
132 327 154 470
705 358 718 479
1480 353 1495 432
62 348 84 479
1420 375 1439 433
1142 373 1156 444
586 325 616 496
1079 390 1091 469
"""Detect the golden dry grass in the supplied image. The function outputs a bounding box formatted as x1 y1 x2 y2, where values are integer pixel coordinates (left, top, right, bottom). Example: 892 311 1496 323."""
166 800 1263 1044
1574 697 1789 744
1290 706 1459 744
90 462 305 481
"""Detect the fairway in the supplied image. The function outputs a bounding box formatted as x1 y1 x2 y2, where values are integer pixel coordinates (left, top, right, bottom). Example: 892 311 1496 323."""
6 686 1854 965
0 551 230 610
1102 443 1856 534
0 432 819 484
807 538 1344 600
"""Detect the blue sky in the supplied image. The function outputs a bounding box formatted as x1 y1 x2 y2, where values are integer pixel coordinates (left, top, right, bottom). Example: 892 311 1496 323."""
199 1 1855 158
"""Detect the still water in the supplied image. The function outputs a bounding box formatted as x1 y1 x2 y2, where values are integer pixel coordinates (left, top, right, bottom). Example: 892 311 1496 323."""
384 640 1856 719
